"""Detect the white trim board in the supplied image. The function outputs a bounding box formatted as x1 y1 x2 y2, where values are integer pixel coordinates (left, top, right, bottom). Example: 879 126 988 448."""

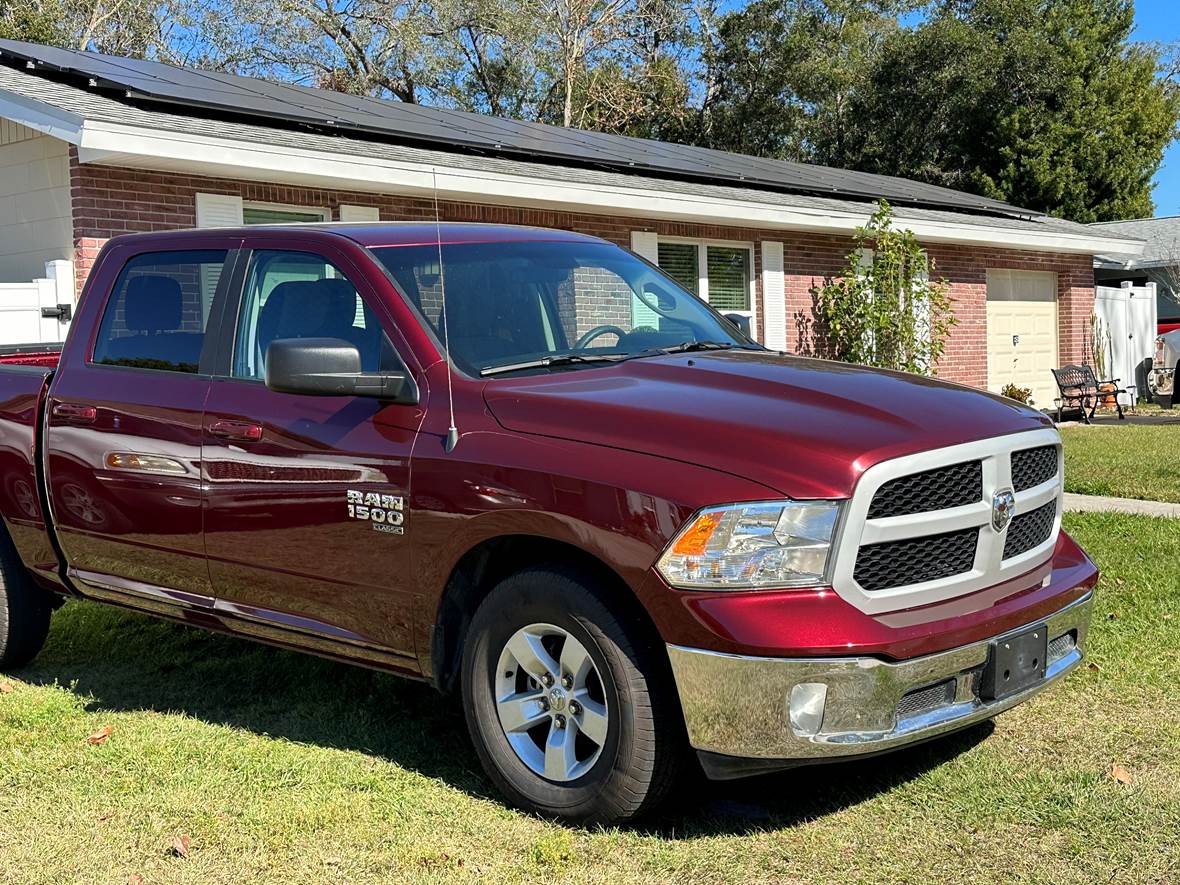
0 94 1146 256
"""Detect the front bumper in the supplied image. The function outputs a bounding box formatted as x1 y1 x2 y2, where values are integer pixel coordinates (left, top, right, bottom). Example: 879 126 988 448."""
667 591 1092 778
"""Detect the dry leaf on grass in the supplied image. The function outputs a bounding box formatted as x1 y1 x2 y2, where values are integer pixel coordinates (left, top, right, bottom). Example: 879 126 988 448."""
171 835 191 858
1110 764 1133 785
128 875 145 885
1087 662 1101 673
85 725 113 745
0 681 13 693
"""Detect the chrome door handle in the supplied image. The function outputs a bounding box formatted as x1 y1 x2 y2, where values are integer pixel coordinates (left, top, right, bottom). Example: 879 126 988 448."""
51 402 97 425
209 420 263 442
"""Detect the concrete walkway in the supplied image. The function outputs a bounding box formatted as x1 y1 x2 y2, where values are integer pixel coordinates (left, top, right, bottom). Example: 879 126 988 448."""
1063 492 1180 518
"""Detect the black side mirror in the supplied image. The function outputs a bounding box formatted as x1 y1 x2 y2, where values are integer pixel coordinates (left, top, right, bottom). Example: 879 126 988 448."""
265 338 418 403
724 313 752 337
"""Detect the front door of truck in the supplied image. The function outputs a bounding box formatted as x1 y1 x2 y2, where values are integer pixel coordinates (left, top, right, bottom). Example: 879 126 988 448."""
202 241 423 660
45 243 237 609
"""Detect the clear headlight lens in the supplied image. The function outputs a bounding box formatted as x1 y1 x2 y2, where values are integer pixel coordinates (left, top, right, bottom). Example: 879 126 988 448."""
656 500 840 590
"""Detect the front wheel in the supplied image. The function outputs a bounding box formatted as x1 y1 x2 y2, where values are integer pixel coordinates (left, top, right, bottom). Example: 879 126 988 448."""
461 565 686 825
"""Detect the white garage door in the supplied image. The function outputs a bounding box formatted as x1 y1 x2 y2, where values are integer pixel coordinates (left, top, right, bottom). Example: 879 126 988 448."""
986 270 1059 409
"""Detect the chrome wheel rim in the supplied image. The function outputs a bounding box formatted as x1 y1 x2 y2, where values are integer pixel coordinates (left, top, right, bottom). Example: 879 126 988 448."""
494 622 609 782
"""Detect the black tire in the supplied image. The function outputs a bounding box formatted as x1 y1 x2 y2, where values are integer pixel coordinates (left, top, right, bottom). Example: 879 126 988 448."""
461 564 687 826
0 528 52 669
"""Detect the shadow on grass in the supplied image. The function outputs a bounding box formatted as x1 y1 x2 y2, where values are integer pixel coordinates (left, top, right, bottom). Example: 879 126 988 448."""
18 599 990 837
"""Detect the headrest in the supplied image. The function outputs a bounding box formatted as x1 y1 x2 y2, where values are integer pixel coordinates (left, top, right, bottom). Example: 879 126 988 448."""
257 278 360 346
124 274 183 333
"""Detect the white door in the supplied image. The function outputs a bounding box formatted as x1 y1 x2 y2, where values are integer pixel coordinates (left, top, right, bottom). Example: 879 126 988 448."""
986 270 1059 409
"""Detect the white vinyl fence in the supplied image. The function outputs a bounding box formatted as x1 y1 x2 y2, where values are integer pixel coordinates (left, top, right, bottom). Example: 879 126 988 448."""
0 260 74 346
1094 283 1157 403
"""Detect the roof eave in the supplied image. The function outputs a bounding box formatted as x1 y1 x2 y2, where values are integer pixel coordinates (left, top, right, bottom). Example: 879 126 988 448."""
0 96 1146 257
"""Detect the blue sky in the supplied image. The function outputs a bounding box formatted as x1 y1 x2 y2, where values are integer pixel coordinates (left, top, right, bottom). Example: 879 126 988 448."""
1135 0 1180 216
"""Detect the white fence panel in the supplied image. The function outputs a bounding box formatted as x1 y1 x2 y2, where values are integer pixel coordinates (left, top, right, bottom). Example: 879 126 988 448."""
1094 283 1158 401
0 260 73 346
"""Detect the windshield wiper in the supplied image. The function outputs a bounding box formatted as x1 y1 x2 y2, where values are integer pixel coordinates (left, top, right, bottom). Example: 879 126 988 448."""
480 353 631 377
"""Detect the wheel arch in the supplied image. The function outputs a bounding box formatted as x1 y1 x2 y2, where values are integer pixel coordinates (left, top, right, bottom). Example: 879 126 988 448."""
428 533 662 694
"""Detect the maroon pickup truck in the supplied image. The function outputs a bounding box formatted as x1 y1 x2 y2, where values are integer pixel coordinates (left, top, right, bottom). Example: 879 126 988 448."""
0 223 1095 824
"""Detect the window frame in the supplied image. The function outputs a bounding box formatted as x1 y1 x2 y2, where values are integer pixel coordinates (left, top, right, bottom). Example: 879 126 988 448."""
656 236 758 339
242 201 332 225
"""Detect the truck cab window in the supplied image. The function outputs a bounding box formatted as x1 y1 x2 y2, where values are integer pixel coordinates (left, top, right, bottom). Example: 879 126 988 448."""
232 250 400 380
93 250 226 374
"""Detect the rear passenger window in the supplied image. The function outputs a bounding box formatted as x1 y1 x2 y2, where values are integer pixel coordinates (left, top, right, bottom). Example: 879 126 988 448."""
93 250 226 374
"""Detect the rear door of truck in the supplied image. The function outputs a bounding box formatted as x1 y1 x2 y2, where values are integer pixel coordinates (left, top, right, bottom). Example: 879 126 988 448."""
200 232 425 662
44 237 241 610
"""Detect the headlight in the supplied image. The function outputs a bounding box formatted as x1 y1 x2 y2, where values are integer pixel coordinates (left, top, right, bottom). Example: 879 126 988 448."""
656 500 840 590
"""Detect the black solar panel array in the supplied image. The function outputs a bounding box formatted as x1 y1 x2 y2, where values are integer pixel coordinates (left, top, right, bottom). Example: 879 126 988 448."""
0 38 1038 218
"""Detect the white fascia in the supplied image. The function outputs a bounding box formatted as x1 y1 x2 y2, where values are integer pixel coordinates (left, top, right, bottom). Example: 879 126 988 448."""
23 113 1146 257
0 91 84 145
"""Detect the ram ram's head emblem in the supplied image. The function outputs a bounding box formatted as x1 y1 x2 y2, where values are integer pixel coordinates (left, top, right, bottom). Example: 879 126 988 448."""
991 488 1017 532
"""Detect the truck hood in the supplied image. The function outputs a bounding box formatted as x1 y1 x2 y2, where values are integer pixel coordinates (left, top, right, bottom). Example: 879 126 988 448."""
482 350 1053 499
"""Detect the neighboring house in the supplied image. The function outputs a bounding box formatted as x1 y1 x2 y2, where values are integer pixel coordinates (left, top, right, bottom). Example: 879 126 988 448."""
1092 215 1180 329
0 39 1143 407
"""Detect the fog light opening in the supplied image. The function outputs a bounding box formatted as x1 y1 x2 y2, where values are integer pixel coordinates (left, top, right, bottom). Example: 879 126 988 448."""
789 682 828 736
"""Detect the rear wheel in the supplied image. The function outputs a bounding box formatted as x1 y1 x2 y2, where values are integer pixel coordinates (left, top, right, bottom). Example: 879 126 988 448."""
461 565 686 825
0 529 52 669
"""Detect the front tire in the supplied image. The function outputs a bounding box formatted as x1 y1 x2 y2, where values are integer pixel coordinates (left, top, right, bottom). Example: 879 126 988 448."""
0 529 52 669
461 565 686 825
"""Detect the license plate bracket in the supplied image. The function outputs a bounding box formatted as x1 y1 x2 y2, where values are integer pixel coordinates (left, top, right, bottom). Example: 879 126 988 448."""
981 623 1048 701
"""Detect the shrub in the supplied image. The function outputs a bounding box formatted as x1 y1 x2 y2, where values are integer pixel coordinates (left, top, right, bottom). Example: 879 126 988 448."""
811 200 956 375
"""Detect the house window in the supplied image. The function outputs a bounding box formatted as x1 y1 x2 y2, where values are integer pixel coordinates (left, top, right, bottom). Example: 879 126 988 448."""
656 239 755 333
242 203 331 225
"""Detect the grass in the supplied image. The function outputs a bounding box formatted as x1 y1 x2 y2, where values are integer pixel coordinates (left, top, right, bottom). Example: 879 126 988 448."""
1 513 1178 884
1060 424 1180 502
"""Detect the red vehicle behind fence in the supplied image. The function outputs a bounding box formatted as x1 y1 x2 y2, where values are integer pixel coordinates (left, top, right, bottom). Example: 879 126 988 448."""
0 223 1095 824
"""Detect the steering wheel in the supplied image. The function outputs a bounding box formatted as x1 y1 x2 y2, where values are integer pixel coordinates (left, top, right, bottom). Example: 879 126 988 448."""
575 325 628 349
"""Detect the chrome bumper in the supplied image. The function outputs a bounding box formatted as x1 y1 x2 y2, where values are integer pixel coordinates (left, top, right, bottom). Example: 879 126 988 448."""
667 592 1093 770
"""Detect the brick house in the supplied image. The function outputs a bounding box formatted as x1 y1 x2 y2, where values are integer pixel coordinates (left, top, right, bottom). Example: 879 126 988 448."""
0 40 1141 406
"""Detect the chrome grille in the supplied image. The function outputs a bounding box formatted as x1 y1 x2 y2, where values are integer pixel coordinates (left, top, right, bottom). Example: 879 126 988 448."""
867 460 982 519
897 679 956 720
854 528 978 592
1003 501 1057 560
1011 445 1058 492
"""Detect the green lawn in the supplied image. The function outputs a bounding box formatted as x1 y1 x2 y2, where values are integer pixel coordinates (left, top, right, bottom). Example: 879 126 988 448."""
1061 424 1180 503
2 513 1179 884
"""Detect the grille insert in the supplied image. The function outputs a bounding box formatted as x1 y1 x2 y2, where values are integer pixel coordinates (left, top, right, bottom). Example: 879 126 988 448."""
1012 446 1058 492
1003 501 1056 559
867 460 983 520
897 679 956 720
854 528 978 592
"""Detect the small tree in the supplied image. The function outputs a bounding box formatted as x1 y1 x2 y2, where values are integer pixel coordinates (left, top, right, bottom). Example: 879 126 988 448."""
812 200 955 375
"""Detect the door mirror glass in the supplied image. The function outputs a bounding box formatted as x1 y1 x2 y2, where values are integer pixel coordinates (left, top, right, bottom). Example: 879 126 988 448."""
264 338 418 402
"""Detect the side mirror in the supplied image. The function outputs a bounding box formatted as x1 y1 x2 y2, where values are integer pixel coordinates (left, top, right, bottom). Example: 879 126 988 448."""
265 338 418 403
724 313 752 337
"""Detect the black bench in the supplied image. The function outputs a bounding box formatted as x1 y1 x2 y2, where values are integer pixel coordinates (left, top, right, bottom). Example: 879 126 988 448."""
1051 363 1126 424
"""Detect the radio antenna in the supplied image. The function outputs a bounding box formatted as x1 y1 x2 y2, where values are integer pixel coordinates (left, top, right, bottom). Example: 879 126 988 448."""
433 168 459 453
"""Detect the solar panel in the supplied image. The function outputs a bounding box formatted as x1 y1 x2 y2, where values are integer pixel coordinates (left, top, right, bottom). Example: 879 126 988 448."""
0 38 1038 217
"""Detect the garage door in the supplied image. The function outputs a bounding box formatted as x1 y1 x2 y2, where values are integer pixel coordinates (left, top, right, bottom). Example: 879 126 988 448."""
986 270 1059 409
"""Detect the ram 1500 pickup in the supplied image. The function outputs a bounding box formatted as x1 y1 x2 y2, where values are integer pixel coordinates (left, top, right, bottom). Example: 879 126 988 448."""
0 223 1096 825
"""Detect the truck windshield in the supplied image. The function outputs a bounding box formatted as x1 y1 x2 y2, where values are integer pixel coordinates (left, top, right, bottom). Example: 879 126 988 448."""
369 240 754 377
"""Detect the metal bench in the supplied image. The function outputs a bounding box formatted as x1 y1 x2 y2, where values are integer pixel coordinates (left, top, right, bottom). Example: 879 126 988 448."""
1051 363 1125 424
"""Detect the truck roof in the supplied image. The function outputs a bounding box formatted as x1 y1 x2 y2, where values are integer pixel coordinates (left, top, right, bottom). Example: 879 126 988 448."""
105 222 606 249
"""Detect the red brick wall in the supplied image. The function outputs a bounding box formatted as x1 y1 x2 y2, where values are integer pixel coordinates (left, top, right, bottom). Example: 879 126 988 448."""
68 153 1094 389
